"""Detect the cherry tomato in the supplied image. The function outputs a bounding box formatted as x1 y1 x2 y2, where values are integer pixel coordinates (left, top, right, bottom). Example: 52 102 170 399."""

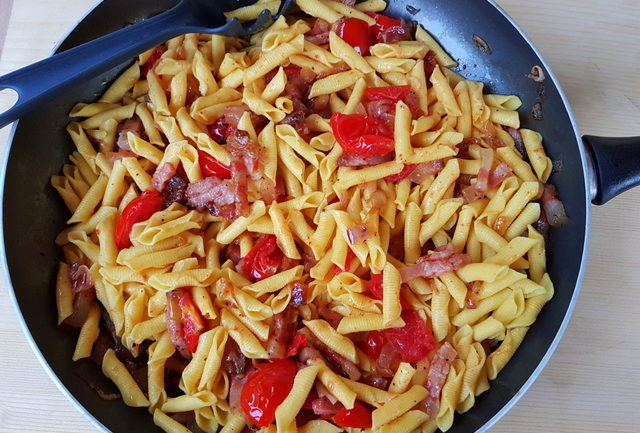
383 308 435 363
334 18 372 55
330 113 394 157
115 190 164 249
367 273 384 300
333 402 373 429
167 288 205 353
286 333 307 357
361 330 386 359
197 149 232 179
142 46 167 76
384 164 417 182
240 359 297 427
365 85 411 102
242 235 284 281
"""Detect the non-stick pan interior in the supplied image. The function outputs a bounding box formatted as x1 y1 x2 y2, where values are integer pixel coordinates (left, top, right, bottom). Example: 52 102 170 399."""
2 1 588 432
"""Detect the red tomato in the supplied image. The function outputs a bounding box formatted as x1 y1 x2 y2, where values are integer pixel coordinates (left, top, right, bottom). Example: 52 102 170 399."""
383 308 435 363
115 190 164 249
330 113 381 145
361 330 386 359
344 135 395 157
197 149 231 179
384 164 417 182
170 288 205 353
285 333 307 357
365 85 411 102
334 18 372 55
242 235 284 281
367 273 384 300
333 402 373 429
142 46 167 76
240 359 297 427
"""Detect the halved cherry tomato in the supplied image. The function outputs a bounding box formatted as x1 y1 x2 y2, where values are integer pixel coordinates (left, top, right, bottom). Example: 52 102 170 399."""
365 85 411 102
240 359 297 427
115 190 164 249
333 402 373 429
242 235 284 281
286 333 307 357
142 46 167 76
361 330 386 359
167 288 205 353
334 18 371 55
383 308 435 363
197 149 231 179
330 113 394 157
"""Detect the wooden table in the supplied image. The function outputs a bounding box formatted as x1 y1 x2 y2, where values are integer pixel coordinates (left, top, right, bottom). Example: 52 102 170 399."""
0 1 639 432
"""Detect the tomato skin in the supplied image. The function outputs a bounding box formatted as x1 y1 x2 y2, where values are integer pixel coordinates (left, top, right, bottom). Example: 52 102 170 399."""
333 402 373 428
334 249 356 275
366 13 410 43
286 333 307 357
365 85 411 102
171 288 205 353
115 190 164 249
361 330 386 359
335 18 372 55
240 359 297 427
367 273 384 300
197 149 232 179
330 113 394 157
242 235 284 281
383 309 435 363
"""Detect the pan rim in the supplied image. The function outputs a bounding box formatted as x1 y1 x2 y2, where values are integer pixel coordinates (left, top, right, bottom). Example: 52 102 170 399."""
0 1 592 432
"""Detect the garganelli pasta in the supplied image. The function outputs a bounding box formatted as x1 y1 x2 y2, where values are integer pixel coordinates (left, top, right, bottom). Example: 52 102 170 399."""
51 1 567 432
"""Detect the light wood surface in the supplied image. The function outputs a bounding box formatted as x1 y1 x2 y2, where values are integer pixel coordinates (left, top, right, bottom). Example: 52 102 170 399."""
0 1 639 432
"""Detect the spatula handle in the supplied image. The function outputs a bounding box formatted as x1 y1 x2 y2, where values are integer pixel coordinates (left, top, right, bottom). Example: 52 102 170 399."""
0 4 192 129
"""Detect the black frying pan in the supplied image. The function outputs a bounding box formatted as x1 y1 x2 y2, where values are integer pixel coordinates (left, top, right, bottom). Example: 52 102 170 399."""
2 0 638 432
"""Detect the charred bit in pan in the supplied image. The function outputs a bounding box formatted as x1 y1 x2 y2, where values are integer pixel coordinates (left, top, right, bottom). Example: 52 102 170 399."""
472 34 492 54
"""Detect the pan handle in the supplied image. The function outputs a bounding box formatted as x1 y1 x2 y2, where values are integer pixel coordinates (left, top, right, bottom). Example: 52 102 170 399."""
583 136 640 205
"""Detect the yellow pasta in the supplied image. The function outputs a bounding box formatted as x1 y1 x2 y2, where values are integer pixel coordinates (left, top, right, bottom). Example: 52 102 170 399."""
51 6 563 432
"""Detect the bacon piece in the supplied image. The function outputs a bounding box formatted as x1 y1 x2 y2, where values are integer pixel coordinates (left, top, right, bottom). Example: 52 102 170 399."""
311 397 342 416
165 293 191 359
116 116 144 151
461 148 494 203
162 173 189 208
366 99 395 135
228 375 248 414
488 163 513 188
378 21 413 44
346 223 373 245
106 149 136 163
541 183 568 227
420 342 458 419
267 307 299 359
284 67 317 101
299 346 323 364
313 338 361 380
224 343 248 376
152 162 177 192
506 127 527 157
317 305 343 329
400 245 473 282
306 18 331 45
69 263 93 293
337 152 394 167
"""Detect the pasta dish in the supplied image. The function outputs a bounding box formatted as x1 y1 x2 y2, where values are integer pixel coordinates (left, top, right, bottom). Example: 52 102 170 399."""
51 0 568 432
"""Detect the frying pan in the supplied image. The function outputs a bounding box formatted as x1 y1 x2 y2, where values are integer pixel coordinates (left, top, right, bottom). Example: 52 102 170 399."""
1 0 638 432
